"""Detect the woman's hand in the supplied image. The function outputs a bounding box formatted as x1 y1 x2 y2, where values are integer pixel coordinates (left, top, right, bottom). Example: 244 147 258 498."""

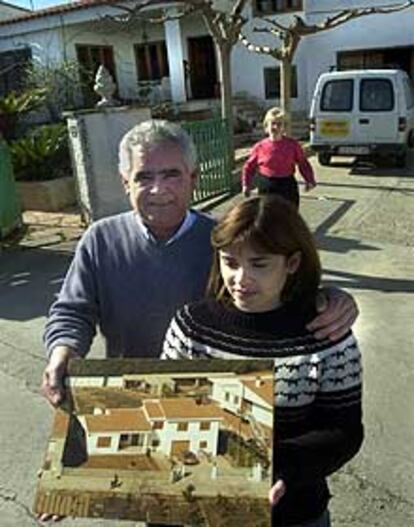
242 186 251 198
269 479 286 506
305 181 317 191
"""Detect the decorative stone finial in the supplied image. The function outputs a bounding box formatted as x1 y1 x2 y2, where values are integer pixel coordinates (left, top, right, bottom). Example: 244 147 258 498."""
94 65 117 108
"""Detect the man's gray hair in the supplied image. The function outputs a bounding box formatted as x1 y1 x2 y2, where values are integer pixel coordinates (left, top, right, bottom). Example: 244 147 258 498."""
119 119 198 177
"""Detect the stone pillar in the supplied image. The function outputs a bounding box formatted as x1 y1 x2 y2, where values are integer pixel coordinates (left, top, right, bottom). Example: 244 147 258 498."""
66 106 151 222
164 8 187 103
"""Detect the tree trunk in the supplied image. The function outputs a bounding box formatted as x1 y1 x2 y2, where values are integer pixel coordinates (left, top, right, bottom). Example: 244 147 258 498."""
280 58 292 136
216 42 235 168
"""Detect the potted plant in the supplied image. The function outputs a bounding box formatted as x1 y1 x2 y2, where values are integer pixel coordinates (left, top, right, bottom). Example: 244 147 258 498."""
9 123 76 212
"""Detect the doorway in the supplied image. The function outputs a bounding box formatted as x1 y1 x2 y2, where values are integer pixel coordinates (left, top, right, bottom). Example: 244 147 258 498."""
187 36 218 99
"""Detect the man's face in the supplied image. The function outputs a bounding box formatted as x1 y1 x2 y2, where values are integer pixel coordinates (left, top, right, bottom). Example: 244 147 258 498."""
123 142 197 240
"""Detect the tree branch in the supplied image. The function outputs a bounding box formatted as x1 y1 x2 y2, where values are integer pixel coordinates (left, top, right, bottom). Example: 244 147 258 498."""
239 33 283 60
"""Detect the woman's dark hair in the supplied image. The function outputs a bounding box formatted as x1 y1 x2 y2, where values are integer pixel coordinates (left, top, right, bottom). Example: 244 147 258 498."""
207 196 321 307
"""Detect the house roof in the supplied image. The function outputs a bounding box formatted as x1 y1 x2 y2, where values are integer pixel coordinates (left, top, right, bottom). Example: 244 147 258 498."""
145 398 224 421
0 0 175 26
242 377 274 407
0 1 30 12
84 407 152 433
143 400 165 419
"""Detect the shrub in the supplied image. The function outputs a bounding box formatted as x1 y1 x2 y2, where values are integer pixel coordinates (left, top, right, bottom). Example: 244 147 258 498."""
24 60 93 121
0 88 47 141
10 123 71 181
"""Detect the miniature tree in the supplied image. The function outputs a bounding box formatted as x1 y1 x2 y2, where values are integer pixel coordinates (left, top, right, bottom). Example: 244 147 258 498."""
240 0 414 134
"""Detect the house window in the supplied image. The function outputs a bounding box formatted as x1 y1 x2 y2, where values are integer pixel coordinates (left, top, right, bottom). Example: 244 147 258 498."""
177 422 188 432
264 66 298 99
255 0 302 15
233 396 240 405
119 433 145 448
199 422 211 431
97 436 112 448
131 433 145 446
225 392 230 402
135 41 169 81
0 48 32 97
153 421 164 430
76 44 117 103
199 440 208 449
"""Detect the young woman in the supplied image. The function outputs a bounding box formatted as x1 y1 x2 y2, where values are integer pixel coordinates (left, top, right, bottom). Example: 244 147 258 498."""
162 196 363 527
242 107 316 207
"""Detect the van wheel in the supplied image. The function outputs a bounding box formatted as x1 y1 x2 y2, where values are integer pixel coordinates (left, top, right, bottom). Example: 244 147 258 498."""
395 153 407 168
318 153 331 166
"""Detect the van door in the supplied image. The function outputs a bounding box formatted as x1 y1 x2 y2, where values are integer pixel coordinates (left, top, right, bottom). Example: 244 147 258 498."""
356 77 399 144
313 77 356 145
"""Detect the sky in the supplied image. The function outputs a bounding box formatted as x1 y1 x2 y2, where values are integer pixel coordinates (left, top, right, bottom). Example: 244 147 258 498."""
5 0 74 10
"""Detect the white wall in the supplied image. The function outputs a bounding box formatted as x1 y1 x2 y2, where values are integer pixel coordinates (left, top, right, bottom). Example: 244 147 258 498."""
211 379 243 415
87 431 121 455
231 7 308 110
0 26 65 65
67 376 105 387
244 386 272 427
159 419 220 456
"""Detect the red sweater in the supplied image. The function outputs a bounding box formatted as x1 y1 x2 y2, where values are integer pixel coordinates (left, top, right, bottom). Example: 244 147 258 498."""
242 136 316 189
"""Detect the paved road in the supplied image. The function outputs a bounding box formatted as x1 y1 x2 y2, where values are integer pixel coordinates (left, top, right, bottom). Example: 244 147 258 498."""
0 154 413 526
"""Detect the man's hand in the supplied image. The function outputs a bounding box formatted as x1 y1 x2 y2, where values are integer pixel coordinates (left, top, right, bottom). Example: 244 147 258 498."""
37 512 63 523
42 346 78 407
269 479 286 506
307 287 359 341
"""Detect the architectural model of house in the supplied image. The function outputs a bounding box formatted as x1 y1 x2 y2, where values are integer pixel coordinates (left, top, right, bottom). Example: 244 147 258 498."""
34 359 274 525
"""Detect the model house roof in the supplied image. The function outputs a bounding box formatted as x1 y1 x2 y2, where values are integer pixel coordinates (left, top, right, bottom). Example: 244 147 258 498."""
84 407 152 433
242 377 274 407
145 398 224 421
143 400 165 420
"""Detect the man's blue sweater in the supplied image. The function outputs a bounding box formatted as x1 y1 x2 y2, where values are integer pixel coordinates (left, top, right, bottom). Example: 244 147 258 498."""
44 210 215 358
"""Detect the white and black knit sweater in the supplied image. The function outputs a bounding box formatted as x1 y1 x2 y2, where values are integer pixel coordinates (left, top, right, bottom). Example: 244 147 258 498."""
162 298 363 526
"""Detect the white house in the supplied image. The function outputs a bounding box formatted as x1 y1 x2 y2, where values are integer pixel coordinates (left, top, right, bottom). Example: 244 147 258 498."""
81 397 223 457
1 0 414 115
210 373 273 429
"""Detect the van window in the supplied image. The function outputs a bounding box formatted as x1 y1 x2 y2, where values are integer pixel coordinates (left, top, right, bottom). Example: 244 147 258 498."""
403 78 414 109
360 79 394 111
320 79 353 112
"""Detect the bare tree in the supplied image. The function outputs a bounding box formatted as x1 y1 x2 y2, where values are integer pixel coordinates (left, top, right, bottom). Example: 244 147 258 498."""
100 0 250 164
181 1 249 162
240 1 414 134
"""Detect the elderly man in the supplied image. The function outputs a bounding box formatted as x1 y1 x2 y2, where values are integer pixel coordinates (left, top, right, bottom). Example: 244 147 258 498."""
42 119 357 407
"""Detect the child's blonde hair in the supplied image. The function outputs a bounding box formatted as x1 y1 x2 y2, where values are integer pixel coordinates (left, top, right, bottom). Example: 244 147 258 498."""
262 107 285 131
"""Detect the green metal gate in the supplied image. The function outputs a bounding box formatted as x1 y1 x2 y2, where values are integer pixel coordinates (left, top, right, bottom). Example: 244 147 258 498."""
183 118 232 203
0 138 21 239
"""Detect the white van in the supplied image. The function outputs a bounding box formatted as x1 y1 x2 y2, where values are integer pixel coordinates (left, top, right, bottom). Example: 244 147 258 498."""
309 69 414 167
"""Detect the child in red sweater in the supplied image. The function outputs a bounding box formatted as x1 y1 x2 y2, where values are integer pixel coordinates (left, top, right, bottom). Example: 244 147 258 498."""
242 107 316 207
